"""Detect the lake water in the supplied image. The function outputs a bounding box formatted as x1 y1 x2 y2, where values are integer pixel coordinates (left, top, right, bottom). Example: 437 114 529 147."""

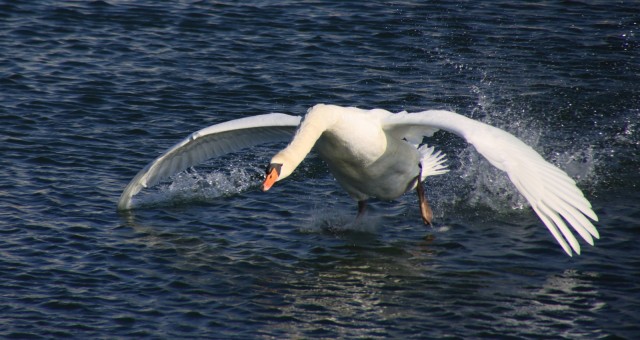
2 1 639 338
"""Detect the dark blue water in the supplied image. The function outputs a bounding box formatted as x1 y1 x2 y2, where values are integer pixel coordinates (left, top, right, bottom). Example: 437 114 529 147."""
2 1 639 338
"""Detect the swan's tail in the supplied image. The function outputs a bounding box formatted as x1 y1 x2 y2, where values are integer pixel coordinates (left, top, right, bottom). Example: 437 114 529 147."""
419 145 449 181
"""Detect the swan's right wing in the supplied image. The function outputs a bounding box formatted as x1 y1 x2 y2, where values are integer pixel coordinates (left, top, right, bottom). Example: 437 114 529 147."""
383 109 599 256
117 113 301 210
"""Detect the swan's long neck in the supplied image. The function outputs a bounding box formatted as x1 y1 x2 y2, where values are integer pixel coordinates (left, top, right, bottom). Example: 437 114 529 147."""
271 104 339 180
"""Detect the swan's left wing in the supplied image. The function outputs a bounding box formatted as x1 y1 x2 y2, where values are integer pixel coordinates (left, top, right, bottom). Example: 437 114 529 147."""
383 109 599 256
118 113 301 210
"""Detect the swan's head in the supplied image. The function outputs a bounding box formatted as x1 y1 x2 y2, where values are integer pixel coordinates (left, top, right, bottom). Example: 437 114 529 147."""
262 110 325 191
261 152 295 191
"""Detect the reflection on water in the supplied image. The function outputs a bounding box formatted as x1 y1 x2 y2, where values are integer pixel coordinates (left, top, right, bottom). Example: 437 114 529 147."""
504 269 604 337
115 203 633 338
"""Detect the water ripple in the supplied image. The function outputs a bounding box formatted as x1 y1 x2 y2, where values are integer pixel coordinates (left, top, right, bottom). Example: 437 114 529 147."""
1 0 638 338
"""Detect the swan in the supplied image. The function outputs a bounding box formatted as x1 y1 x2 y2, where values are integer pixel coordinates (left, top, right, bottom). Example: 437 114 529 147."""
118 104 599 256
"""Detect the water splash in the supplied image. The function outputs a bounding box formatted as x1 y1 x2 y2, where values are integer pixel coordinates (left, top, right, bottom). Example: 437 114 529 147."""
132 164 264 209
549 145 598 184
429 80 602 216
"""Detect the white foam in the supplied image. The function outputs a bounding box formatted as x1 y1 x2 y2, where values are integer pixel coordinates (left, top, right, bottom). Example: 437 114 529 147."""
132 164 263 208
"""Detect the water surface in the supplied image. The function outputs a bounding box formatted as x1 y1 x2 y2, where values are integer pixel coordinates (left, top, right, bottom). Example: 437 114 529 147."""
1 1 639 338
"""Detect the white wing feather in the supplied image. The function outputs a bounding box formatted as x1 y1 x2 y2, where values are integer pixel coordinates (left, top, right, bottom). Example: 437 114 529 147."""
117 113 301 210
383 109 599 256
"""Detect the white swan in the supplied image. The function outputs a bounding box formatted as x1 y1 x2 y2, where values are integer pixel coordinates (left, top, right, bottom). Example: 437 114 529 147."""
118 104 599 256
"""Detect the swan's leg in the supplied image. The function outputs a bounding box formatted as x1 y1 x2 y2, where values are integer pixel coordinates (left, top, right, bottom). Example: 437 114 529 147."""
417 180 433 226
356 200 367 221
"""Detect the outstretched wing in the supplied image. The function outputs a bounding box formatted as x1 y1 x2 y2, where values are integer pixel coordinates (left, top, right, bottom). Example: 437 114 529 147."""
383 109 599 256
118 113 301 210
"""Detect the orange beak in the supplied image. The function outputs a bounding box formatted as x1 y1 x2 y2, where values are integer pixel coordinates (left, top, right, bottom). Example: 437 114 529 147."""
262 164 281 191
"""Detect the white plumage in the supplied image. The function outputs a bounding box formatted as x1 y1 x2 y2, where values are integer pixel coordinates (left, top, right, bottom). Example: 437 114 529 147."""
118 104 599 256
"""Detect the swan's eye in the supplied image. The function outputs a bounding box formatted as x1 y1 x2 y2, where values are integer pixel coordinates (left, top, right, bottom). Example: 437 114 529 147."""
265 163 282 176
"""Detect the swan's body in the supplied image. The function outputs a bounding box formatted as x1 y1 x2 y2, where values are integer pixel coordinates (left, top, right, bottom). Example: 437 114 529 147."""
118 104 599 256
266 107 444 202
